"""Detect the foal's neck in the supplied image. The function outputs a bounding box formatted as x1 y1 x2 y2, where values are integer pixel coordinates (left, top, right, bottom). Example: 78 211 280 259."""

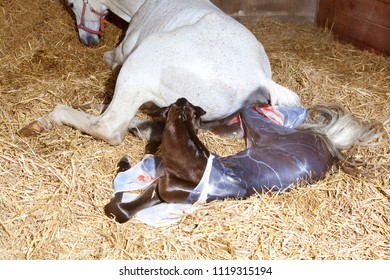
162 120 209 167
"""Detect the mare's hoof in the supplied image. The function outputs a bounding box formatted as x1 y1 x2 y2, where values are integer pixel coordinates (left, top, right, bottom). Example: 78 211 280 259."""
104 193 131 224
18 120 49 137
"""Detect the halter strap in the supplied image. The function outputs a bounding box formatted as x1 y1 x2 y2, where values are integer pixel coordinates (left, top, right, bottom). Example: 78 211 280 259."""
77 0 109 36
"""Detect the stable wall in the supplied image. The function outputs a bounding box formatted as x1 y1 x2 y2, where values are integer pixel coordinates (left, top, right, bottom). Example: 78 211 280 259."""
316 0 390 55
211 0 390 56
211 0 318 23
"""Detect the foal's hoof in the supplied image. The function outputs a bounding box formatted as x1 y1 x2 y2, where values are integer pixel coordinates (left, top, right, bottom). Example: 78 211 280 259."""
18 120 50 137
104 193 131 224
117 156 131 173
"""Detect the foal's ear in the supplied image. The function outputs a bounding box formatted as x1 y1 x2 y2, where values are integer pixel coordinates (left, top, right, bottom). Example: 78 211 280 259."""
195 106 206 118
150 106 169 120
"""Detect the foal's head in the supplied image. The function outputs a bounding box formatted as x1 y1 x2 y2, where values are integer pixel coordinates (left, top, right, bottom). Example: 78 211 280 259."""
156 98 206 133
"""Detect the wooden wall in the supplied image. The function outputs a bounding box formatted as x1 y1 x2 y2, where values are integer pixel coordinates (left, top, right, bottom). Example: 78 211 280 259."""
211 0 318 23
316 0 390 55
210 0 389 56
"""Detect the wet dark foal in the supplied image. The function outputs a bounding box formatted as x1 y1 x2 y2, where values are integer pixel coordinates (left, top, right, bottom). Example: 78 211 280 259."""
104 98 382 224
104 98 209 223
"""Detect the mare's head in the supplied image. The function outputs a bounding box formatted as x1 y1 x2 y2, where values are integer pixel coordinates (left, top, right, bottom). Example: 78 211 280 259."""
67 0 109 46
156 98 206 133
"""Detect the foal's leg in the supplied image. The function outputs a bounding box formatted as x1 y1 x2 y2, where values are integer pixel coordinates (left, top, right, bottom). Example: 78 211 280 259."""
104 183 162 223
157 176 198 203
116 155 131 173
130 119 165 155
105 173 201 223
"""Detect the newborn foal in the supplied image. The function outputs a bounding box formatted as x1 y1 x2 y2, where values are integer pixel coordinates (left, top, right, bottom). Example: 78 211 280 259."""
105 98 382 224
104 98 208 223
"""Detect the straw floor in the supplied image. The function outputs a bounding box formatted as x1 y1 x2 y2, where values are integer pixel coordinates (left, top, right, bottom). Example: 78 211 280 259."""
1 0 389 260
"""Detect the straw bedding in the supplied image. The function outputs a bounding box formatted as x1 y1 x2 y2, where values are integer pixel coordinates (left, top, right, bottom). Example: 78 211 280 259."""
1 0 389 260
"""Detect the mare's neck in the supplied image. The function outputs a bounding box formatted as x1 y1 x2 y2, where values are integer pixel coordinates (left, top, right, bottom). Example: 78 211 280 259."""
103 0 146 22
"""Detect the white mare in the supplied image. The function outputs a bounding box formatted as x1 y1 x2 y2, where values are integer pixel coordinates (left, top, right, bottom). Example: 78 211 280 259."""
19 0 301 145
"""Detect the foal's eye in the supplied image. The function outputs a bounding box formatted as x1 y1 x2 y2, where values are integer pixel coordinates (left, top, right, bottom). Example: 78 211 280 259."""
69 2 74 9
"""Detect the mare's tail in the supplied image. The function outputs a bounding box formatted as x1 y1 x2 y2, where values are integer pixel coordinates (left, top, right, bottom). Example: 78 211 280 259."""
264 79 301 107
298 103 385 170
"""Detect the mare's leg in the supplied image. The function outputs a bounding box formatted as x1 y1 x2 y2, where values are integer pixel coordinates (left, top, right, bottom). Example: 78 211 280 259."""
18 102 140 146
76 103 165 152
103 25 139 70
104 183 162 223
74 103 108 114
18 57 157 145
